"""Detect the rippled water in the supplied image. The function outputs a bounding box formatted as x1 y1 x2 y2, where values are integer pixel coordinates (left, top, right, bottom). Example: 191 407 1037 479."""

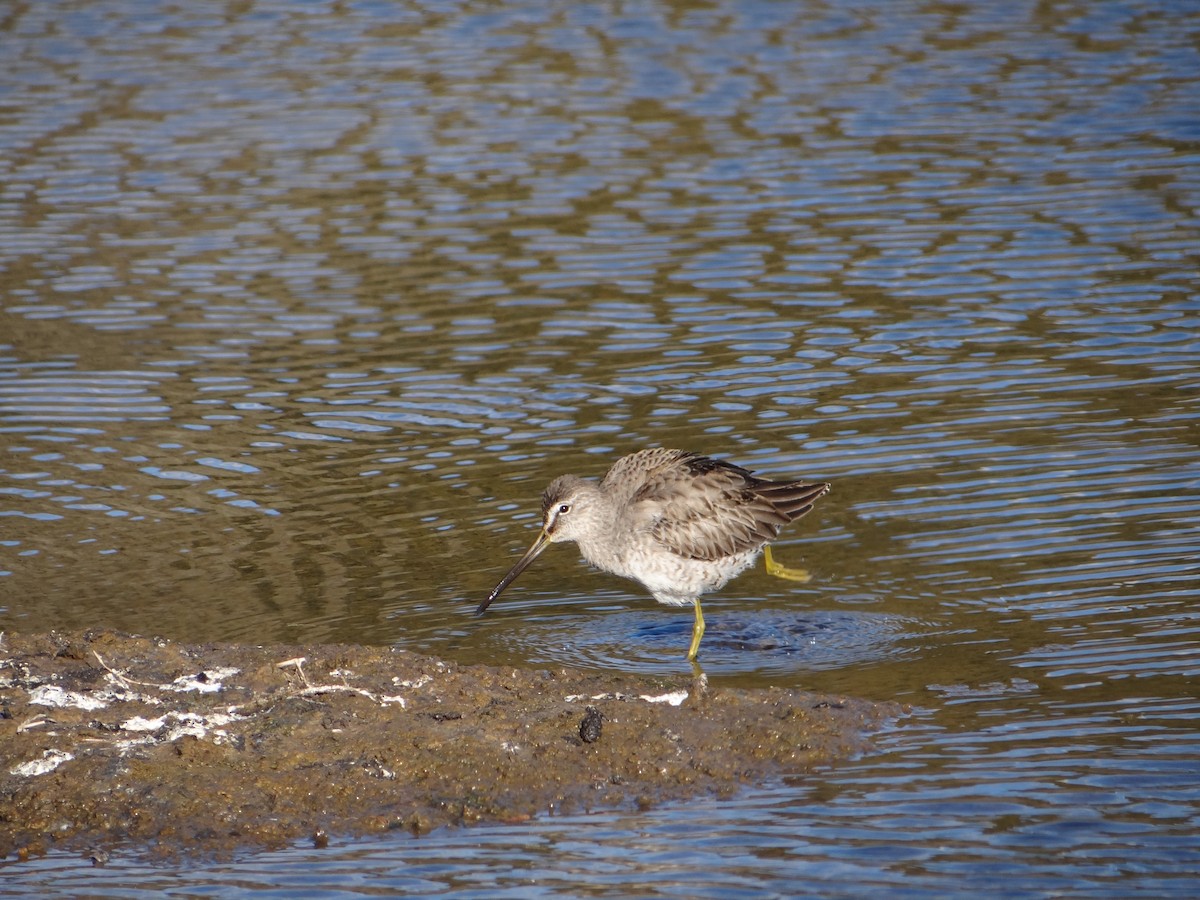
2 0 1198 894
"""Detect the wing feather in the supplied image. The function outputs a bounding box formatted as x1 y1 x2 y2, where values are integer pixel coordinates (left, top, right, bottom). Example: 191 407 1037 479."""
620 452 829 562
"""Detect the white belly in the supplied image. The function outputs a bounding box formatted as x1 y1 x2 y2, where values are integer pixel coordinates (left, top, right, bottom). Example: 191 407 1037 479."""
586 544 762 607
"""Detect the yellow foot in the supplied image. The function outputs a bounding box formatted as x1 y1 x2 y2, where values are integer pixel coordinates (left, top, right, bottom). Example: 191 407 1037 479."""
763 544 812 583
686 600 705 661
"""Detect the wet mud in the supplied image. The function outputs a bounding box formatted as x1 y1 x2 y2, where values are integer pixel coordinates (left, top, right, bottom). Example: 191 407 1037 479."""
0 630 900 862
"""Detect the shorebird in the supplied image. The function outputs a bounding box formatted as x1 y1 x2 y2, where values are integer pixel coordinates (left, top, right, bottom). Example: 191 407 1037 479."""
476 448 830 661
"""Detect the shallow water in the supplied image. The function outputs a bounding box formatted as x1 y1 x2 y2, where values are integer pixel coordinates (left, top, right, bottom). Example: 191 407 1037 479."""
2 0 1198 894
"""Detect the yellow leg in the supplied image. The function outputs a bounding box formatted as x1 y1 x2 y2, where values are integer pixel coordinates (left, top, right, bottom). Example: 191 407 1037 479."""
686 599 705 661
763 544 812 582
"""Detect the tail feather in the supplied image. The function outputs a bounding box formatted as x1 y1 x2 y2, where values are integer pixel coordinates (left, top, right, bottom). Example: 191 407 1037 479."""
754 480 830 522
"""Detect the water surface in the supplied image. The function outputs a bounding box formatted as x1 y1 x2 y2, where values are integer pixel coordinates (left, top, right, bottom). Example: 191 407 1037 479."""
1 0 1197 895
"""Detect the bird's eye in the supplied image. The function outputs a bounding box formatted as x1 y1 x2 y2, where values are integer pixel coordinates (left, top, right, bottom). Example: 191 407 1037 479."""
558 503 571 514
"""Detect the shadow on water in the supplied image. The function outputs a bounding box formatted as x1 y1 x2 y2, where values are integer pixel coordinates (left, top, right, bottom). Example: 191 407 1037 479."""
441 586 942 684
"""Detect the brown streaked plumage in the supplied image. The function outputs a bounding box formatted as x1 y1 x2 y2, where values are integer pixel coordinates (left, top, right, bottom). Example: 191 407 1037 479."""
476 449 830 661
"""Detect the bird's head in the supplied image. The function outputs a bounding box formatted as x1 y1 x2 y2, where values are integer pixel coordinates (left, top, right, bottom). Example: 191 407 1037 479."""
475 474 604 616
539 474 604 544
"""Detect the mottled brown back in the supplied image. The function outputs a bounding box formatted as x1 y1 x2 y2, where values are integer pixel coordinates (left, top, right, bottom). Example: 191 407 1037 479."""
604 449 829 562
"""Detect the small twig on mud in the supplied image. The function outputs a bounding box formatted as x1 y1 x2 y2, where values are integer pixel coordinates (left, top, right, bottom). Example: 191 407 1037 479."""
92 650 159 689
17 713 49 733
275 655 401 706
294 683 385 703
276 656 313 687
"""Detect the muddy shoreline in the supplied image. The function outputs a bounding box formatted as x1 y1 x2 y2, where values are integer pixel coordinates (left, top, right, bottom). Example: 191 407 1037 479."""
1 630 900 862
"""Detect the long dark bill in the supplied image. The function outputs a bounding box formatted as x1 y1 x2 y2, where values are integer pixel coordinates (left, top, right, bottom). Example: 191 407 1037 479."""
475 529 552 616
